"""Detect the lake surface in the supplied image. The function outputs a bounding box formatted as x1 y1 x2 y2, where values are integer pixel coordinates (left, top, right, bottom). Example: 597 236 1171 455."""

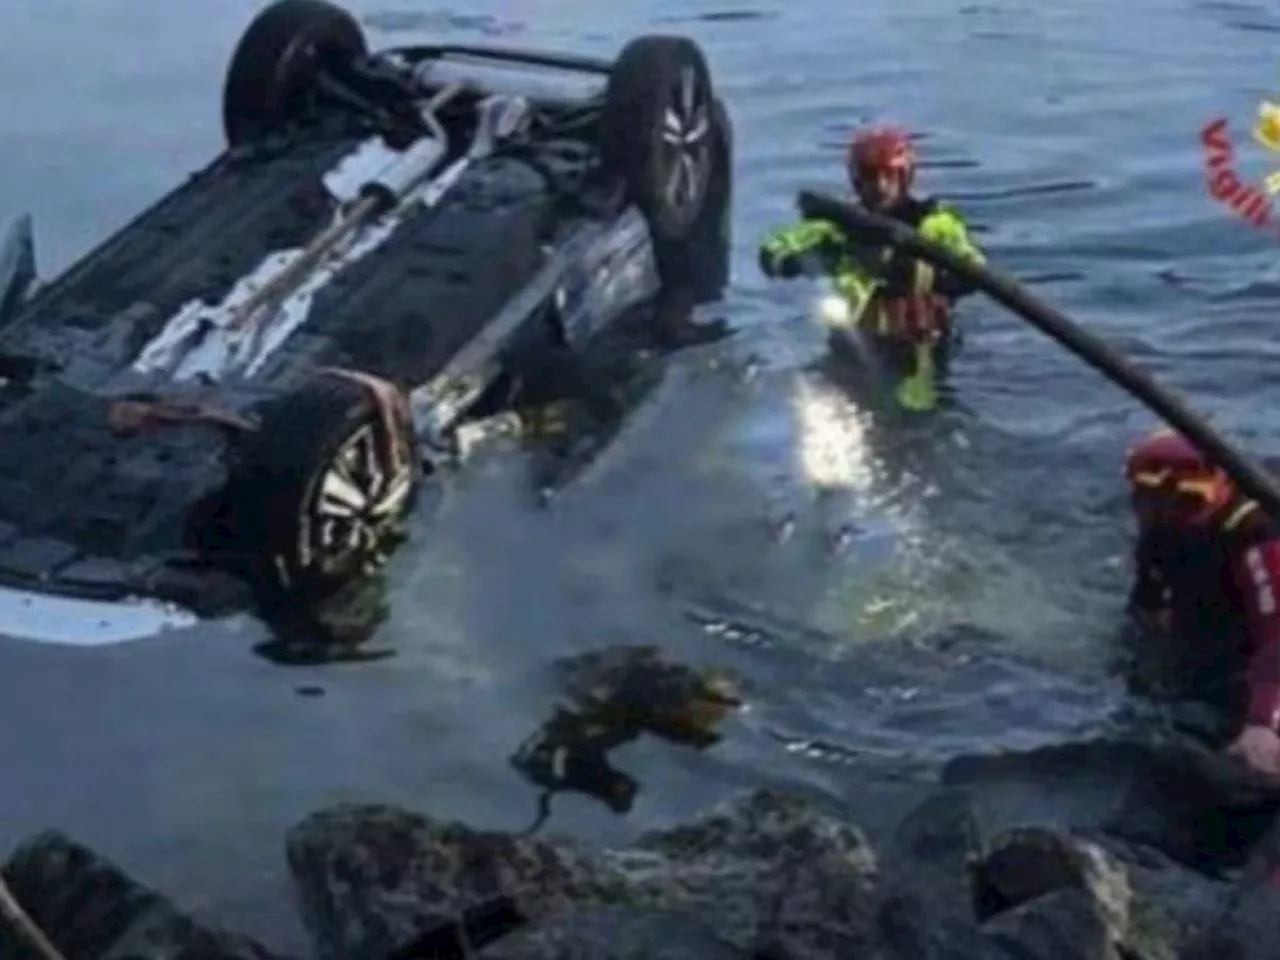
3 0 1280 950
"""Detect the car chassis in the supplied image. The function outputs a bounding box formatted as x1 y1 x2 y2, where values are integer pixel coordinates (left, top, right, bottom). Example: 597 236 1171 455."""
0 0 732 636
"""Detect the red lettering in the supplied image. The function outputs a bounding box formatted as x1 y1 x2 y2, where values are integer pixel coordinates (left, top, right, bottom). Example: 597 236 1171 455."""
1210 166 1242 201
1239 189 1269 226
1230 183 1257 211
1202 117 1231 154
1199 116 1277 232
1238 188 1270 226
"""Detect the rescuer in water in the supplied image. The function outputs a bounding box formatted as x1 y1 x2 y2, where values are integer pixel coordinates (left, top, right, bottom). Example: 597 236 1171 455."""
1124 427 1280 779
758 124 986 411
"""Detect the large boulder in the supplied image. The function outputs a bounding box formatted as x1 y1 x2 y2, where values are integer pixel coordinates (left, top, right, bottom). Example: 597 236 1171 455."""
873 787 994 960
1181 816 1280 960
974 827 1153 960
285 787 882 960
0 831 280 960
481 905 750 960
941 735 1252 955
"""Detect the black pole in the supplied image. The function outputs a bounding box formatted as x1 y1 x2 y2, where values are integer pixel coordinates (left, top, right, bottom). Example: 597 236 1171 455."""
796 190 1280 518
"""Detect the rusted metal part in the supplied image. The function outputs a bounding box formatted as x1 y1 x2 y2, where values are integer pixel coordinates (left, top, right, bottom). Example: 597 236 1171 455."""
106 397 258 436
319 366 414 474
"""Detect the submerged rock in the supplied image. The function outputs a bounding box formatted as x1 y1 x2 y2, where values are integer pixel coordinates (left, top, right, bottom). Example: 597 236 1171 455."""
0 831 279 960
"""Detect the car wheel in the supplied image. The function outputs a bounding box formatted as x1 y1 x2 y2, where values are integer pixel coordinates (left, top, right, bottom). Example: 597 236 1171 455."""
222 0 368 147
653 96 733 303
601 35 718 244
236 369 420 599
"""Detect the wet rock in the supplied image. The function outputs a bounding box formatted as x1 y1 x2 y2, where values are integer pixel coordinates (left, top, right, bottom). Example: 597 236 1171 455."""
982 887 1124 960
481 905 749 960
285 803 615 960
874 786 986 958
973 827 1195 960
974 828 1128 924
0 831 279 960
618 788 880 958
1179 884 1280 960
286 788 881 960
2 753 1244 960
973 828 1130 959
1181 816 1280 960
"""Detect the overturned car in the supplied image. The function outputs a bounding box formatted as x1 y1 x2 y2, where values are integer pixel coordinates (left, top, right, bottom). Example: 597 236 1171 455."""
0 0 732 639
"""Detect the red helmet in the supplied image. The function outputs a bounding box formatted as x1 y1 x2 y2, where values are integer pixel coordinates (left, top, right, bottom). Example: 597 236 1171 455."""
1124 428 1234 526
848 126 916 187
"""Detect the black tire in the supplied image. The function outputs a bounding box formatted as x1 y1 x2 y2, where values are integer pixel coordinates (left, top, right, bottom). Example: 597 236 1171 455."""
653 96 733 302
601 35 718 244
235 371 420 599
222 0 368 147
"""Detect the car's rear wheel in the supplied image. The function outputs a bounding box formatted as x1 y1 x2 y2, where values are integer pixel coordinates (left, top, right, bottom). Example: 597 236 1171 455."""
601 35 719 245
234 369 420 600
222 0 368 147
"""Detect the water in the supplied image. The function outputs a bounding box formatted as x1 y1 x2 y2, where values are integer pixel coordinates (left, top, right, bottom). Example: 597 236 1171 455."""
3 0 1280 950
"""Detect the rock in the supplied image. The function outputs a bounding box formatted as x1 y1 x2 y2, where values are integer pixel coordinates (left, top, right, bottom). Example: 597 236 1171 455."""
973 828 1130 959
973 828 1128 924
972 826 1195 960
617 788 881 958
285 803 619 960
2 763 1241 960
872 787 989 960
0 831 279 960
481 905 749 960
1101 737 1280 875
1181 816 1280 960
1179 884 1280 960
941 735 1249 954
286 788 881 960
982 887 1124 960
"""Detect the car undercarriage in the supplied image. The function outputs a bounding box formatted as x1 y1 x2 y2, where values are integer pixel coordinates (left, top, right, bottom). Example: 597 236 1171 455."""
0 0 734 642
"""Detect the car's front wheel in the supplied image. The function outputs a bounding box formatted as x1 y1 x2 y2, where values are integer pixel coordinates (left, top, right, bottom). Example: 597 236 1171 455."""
233 369 420 601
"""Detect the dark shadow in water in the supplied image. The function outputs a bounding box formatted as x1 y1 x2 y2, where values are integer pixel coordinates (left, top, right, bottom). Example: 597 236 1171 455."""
1223 18 1280 33
253 571 398 666
653 10 778 24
